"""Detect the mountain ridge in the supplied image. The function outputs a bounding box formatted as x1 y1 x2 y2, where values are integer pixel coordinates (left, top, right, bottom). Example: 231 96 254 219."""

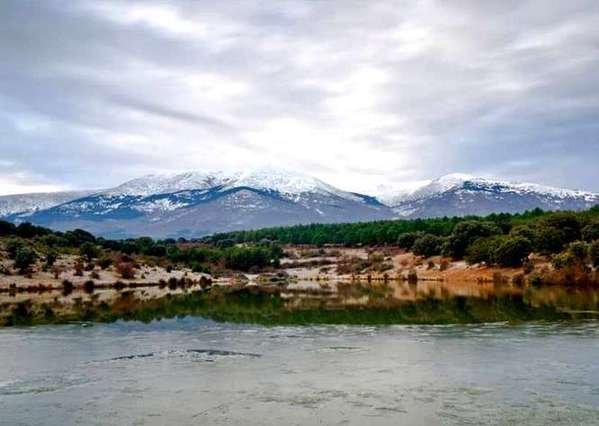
380 173 599 219
2 169 598 238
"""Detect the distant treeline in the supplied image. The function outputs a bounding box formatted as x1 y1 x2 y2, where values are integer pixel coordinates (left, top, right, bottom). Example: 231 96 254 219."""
206 207 599 268
205 209 551 246
3 205 599 272
0 221 282 273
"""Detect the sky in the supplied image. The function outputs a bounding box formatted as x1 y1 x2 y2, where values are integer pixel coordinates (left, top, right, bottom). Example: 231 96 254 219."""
1 0 598 196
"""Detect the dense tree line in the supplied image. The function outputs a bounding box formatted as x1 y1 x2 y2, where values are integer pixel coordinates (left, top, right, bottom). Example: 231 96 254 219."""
2 205 599 273
205 209 548 246
207 207 599 268
0 220 283 273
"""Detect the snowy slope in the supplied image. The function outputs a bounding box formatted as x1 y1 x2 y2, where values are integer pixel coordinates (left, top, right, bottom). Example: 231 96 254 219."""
380 174 599 218
13 167 391 237
62 166 366 216
105 166 359 201
104 171 237 196
5 170 598 237
0 190 96 217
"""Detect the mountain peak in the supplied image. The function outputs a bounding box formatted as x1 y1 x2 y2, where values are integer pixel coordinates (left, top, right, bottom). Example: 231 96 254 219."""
103 166 347 199
436 173 477 183
4 170 598 238
105 170 237 196
378 173 599 207
233 166 341 197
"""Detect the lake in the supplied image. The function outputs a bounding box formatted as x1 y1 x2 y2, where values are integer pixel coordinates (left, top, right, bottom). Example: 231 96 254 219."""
1 318 599 425
1 281 599 425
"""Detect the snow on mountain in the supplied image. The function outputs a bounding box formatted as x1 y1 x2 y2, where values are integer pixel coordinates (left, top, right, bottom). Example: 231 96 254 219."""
5 169 598 238
0 190 96 217
11 166 391 237
379 173 598 205
102 166 362 207
105 170 237 196
230 166 361 201
380 173 599 218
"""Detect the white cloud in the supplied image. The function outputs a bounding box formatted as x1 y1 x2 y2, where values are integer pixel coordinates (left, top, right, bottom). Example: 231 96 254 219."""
88 2 202 36
1 0 598 195
0 177 66 196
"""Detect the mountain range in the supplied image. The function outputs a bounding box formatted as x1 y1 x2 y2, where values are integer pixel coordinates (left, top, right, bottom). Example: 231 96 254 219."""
1 168 597 238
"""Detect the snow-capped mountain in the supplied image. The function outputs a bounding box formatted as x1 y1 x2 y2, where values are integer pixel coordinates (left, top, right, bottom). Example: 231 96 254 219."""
103 170 237 197
0 190 96 218
379 173 599 218
8 167 391 238
104 167 359 201
3 170 598 238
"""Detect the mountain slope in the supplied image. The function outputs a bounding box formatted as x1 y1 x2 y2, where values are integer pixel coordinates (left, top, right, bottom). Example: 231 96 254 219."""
12 167 393 238
0 190 96 217
4 170 598 238
379 174 599 218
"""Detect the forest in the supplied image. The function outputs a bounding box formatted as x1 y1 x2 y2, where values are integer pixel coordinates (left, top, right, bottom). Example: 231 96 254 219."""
206 207 599 269
2 206 599 275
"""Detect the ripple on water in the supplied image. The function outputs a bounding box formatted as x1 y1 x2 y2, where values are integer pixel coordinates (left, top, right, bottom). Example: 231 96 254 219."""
315 346 367 353
0 374 92 396
97 348 262 364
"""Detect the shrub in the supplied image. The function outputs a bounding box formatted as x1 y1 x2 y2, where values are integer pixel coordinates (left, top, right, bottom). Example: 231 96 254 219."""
74 261 84 276
539 212 581 244
443 221 501 259
411 234 443 257
589 241 599 268
509 225 538 245
45 250 58 267
493 237 532 268
98 255 113 270
116 262 135 279
215 239 235 248
465 236 504 265
191 262 211 274
0 220 17 236
16 222 50 238
146 244 167 257
397 232 423 250
6 238 25 259
581 223 599 242
79 242 100 262
551 252 577 270
536 227 568 254
64 228 95 246
14 247 37 274
568 241 588 262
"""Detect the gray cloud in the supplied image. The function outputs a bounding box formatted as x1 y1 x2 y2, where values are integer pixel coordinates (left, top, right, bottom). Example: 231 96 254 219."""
0 0 598 195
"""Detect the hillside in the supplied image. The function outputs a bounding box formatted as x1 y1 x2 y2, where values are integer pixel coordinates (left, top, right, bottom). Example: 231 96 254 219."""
2 169 597 238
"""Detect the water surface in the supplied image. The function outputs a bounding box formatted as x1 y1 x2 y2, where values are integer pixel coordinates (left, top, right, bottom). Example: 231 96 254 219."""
1 318 599 425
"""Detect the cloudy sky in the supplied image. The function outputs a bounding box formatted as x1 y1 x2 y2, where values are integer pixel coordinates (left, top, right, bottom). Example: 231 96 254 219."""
1 0 598 196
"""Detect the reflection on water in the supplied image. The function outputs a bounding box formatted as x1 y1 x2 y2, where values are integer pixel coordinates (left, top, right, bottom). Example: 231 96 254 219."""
2 278 599 326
